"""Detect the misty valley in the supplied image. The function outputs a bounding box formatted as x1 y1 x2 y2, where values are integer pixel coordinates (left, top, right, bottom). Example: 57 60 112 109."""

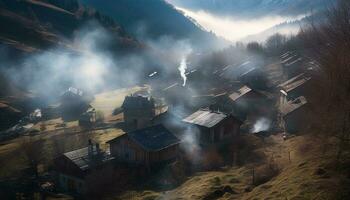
0 0 349 200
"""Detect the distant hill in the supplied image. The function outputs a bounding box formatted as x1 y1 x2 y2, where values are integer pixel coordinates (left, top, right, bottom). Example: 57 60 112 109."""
167 0 333 18
81 0 229 50
0 0 141 55
241 12 327 43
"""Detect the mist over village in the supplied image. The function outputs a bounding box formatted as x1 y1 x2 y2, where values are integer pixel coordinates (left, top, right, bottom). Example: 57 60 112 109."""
0 0 349 199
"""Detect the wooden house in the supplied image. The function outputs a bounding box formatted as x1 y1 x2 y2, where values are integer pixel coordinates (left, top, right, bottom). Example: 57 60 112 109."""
78 107 96 128
60 87 89 121
182 109 242 146
0 102 22 131
53 140 114 194
122 95 155 129
107 125 180 168
280 96 309 133
278 73 311 106
224 85 271 120
280 52 304 78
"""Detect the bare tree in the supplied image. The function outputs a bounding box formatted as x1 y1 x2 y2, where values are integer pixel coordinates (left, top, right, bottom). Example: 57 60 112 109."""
301 0 350 161
265 33 287 55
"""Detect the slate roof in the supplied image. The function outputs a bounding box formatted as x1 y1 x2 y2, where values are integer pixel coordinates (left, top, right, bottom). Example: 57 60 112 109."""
279 74 311 93
229 85 253 102
108 125 180 151
63 146 113 171
281 96 308 117
122 95 155 109
182 109 228 128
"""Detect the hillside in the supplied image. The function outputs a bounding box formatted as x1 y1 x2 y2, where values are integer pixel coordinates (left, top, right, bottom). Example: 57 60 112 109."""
241 12 327 43
117 134 350 200
0 0 141 55
81 0 228 50
167 0 333 18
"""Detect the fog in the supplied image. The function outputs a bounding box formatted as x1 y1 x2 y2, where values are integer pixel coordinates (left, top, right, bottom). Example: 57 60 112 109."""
177 7 305 42
0 21 196 104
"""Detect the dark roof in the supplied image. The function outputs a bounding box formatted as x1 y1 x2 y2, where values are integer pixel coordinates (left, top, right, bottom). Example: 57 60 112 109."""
182 109 228 128
279 74 311 93
122 95 155 109
281 96 308 117
63 146 113 171
108 125 180 151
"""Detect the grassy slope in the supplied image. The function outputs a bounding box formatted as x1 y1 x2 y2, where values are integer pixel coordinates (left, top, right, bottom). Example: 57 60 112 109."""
116 134 350 200
0 86 144 179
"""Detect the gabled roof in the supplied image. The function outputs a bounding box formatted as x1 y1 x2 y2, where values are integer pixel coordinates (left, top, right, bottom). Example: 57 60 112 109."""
62 87 83 97
108 125 180 151
279 74 311 93
63 146 113 171
281 96 308 117
182 109 228 128
122 95 155 109
229 85 253 102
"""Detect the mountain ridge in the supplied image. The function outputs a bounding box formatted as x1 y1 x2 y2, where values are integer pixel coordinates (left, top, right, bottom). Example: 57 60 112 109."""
81 0 229 51
167 0 333 18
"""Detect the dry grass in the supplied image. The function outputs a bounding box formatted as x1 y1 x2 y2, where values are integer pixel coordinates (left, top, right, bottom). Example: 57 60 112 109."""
115 134 349 200
91 86 149 119
0 86 144 179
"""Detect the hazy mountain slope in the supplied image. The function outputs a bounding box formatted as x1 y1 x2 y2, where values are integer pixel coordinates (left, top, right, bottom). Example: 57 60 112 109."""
81 0 228 50
0 0 141 54
241 12 327 43
167 0 333 18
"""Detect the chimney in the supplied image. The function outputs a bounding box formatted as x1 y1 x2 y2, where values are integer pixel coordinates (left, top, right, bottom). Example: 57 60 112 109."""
209 104 215 112
96 143 100 154
88 139 93 157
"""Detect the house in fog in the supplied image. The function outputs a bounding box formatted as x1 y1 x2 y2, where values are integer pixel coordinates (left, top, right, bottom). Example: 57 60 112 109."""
280 52 304 78
60 87 89 121
78 106 96 128
54 140 114 194
278 73 311 106
107 124 180 168
182 109 242 146
0 102 22 131
280 96 309 133
227 85 271 119
122 95 155 130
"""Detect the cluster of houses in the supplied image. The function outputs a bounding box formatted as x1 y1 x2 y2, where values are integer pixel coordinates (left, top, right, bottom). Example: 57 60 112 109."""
53 53 314 195
278 51 313 133
54 94 244 194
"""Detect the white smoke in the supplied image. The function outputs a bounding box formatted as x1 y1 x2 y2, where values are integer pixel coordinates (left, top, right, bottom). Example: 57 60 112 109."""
178 57 188 86
251 118 271 133
181 126 201 164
